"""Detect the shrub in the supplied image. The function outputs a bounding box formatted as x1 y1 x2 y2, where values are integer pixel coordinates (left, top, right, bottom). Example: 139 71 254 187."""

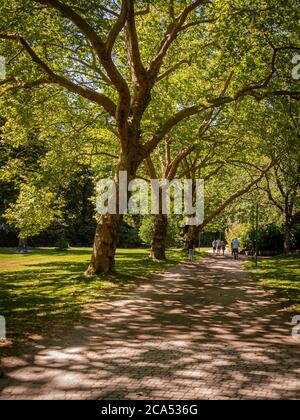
118 221 142 248
54 237 69 250
257 224 283 251
226 223 284 252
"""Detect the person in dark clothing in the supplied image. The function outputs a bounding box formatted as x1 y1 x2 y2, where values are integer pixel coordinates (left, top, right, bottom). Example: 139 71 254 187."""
188 239 195 261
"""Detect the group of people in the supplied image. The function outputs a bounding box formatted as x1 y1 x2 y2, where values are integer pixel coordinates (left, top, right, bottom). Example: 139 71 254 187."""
187 237 240 262
212 238 240 260
212 239 226 255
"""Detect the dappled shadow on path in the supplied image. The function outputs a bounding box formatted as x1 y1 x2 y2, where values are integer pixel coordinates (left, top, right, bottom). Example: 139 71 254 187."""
0 255 300 400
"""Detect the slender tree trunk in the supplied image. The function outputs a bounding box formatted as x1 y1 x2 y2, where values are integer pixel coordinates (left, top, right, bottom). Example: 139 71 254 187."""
283 222 291 255
150 213 168 260
187 225 197 242
181 226 197 251
18 237 28 249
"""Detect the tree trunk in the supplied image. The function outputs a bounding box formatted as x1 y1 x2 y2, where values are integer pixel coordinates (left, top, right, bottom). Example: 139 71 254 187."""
283 223 291 255
86 213 122 274
86 146 141 274
187 225 197 241
150 213 168 260
18 237 28 249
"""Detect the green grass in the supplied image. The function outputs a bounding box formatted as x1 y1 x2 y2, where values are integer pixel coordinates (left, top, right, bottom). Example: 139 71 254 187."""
0 247 206 344
244 254 300 311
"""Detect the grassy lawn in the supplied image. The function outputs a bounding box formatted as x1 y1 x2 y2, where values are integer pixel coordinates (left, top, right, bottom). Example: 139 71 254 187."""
244 254 300 311
0 247 206 345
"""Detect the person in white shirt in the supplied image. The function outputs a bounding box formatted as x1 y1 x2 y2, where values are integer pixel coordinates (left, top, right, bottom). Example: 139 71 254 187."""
232 238 240 260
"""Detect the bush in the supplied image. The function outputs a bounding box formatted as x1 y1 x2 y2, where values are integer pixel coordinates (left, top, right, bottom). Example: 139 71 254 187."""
166 215 184 247
291 224 300 250
0 222 18 247
139 216 153 246
226 223 284 253
118 221 142 248
54 237 69 250
225 224 250 249
257 224 283 252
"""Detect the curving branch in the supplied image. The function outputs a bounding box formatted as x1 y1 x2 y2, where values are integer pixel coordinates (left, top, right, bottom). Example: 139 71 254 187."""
196 160 274 231
157 58 192 81
98 5 119 18
165 146 195 180
0 33 117 116
135 2 150 16
148 0 206 80
125 0 146 85
0 76 51 96
35 0 130 97
106 0 128 53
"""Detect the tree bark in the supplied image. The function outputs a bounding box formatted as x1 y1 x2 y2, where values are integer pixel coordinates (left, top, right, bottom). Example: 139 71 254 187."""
283 222 291 255
86 147 141 274
186 225 197 245
150 213 168 260
86 213 122 274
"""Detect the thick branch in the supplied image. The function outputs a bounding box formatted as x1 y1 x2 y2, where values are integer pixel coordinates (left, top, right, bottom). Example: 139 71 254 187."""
37 0 130 97
144 156 157 179
125 0 146 85
0 76 51 95
166 145 195 180
148 0 205 80
106 0 128 53
0 33 117 116
143 105 200 156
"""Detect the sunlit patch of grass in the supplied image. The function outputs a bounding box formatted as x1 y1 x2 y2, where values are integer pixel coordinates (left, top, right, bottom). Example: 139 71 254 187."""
244 254 300 311
0 247 206 345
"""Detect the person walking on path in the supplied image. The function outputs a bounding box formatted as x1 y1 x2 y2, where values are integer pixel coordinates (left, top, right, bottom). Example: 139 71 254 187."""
188 239 195 261
212 240 217 254
216 239 221 255
232 238 240 260
221 240 226 255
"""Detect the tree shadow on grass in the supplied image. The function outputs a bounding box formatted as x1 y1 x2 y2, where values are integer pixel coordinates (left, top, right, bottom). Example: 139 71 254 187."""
0 249 192 349
247 255 300 310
